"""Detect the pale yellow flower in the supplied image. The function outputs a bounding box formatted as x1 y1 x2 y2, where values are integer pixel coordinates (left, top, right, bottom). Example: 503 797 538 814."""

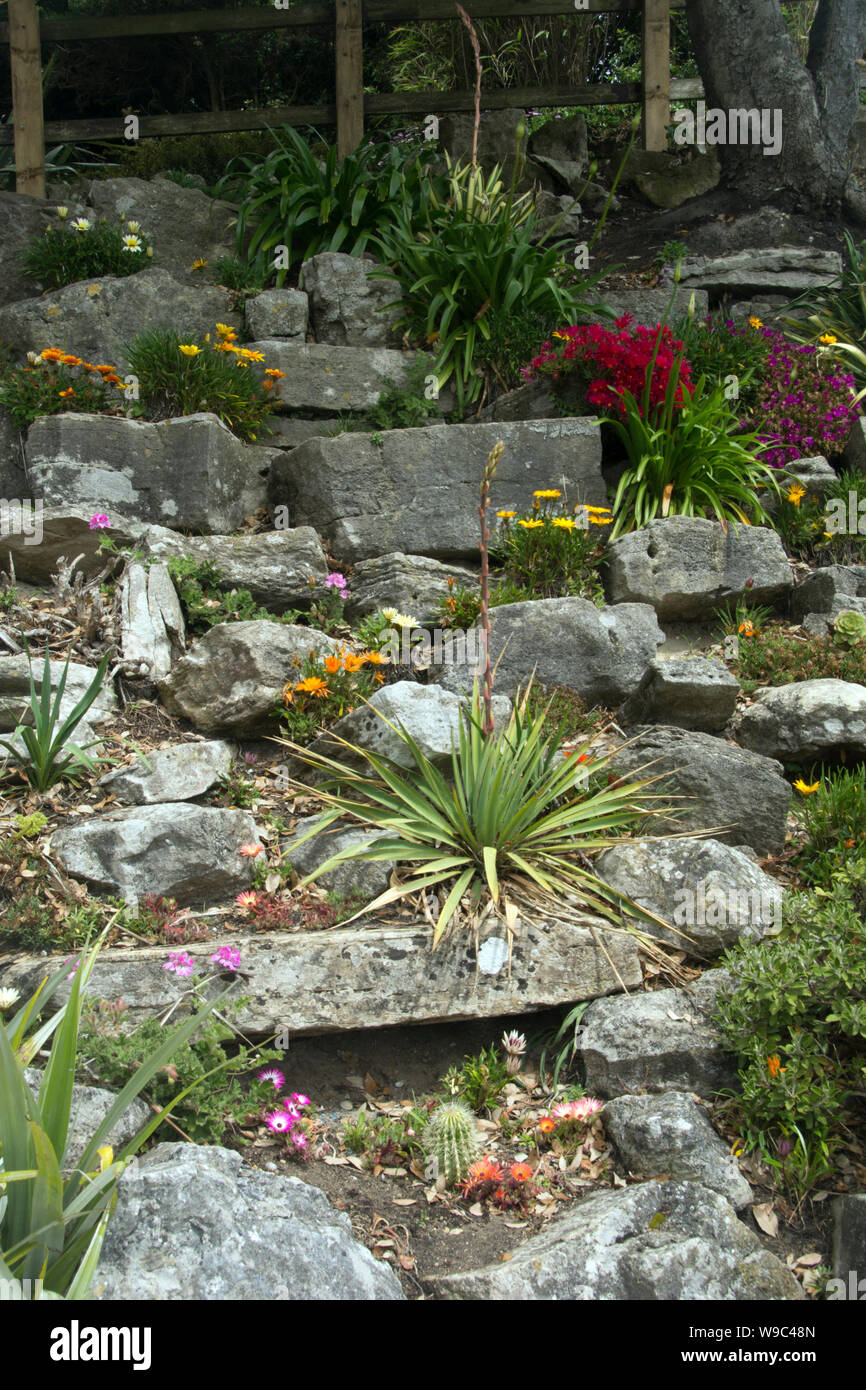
178 344 201 357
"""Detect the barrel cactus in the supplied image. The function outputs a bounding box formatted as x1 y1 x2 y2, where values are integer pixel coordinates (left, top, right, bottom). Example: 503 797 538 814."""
422 1100 479 1187
833 609 866 648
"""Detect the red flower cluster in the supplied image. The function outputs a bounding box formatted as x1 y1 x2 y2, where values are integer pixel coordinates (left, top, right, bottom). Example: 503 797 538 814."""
460 1156 537 1211
522 315 692 419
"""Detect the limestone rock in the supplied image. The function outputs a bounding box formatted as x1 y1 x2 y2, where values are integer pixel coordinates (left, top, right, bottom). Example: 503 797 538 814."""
603 1092 753 1208
619 655 739 732
140 525 328 612
343 553 478 625
119 561 185 681
244 288 308 341
86 178 238 286
733 678 866 763
99 739 235 805
679 248 843 296
300 253 402 347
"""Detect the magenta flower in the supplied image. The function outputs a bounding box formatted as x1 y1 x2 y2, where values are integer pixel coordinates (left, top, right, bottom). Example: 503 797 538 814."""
291 1131 308 1151
266 1110 294 1133
282 1101 300 1119
63 955 80 980
88 513 110 529
163 951 195 978
211 946 241 972
290 1092 311 1108
258 1068 285 1090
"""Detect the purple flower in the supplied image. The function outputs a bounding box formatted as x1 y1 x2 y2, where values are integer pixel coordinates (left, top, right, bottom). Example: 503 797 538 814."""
258 1067 285 1090
211 945 241 973
88 513 110 529
324 572 348 591
163 950 195 978
266 1110 294 1133
777 1136 794 1158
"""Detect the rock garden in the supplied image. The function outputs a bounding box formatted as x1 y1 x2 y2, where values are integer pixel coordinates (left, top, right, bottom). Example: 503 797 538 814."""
0 106 865 1304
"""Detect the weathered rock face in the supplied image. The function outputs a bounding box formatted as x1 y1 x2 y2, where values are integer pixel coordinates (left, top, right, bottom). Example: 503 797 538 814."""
263 416 342 449
844 416 866 473
0 189 50 308
0 268 242 375
50 803 260 906
25 412 271 533
269 419 606 562
619 655 739 732
478 379 561 423
433 598 664 704
624 149 721 209
440 108 528 185
791 565 866 634
343 553 478 624
606 726 792 854
0 653 116 752
92 1143 405 1301
86 177 238 285
24 1069 150 1170
0 408 26 500
530 193 582 243
596 837 783 956
300 253 402 347
246 341 422 413
578 968 737 1099
585 285 709 325
158 621 338 735
295 681 512 779
0 507 145 584
99 739 235 805
604 518 793 620
603 1093 753 1208
119 561 185 681
733 679 866 763
430 1179 802 1301
528 112 588 176
139 525 329 611
679 248 843 296
3 916 642 1036
244 288 308 342
781 455 839 500
281 816 395 902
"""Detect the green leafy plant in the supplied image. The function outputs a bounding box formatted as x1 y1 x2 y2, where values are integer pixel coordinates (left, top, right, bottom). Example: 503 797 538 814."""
714 597 775 641
489 489 612 601
125 324 282 442
0 647 110 792
19 211 154 291
654 239 689 269
731 624 866 693
672 311 771 413
275 646 388 745
212 255 272 294
792 769 866 896
833 609 866 648
365 357 444 431
422 1099 479 1186
0 930 233 1297
276 681 677 948
165 555 293 633
535 1003 590 1089
784 232 866 400
441 1044 509 1113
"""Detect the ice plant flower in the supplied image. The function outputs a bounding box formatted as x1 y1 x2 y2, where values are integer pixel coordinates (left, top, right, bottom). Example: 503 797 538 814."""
793 779 820 794
258 1068 286 1090
264 367 286 379
290 1092 311 1107
390 612 417 629
749 316 764 329
818 333 837 346
324 572 348 591
538 1116 555 1134
89 513 110 529
294 676 329 696
211 946 241 972
191 257 208 270
239 842 263 857
509 1162 533 1183
0 986 21 1010
127 220 141 233
178 344 201 357
163 951 195 978
266 1110 294 1133
236 890 259 911
786 484 806 507
291 1131 308 1152
56 206 68 218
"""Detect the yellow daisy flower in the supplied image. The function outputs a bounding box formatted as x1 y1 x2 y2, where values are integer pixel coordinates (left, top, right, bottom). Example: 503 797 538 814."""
749 316 763 329
518 519 545 529
793 779 820 795
533 489 561 499
178 344 201 357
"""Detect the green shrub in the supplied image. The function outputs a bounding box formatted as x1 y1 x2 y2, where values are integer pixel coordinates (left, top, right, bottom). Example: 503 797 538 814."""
671 312 771 413
784 232 866 400
732 625 866 692
106 130 282 189
125 325 282 441
19 211 154 290
715 865 866 1195
489 489 611 601
166 555 297 633
440 1044 509 1114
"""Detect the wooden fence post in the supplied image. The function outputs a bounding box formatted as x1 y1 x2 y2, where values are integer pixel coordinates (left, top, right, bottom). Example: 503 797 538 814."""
335 0 363 158
8 0 45 197
642 0 670 153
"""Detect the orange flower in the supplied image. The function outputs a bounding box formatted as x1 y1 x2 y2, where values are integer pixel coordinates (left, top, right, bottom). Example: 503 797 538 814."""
40 348 64 363
767 1055 785 1078
323 655 342 674
341 654 365 674
58 388 75 398
59 354 82 366
538 1116 555 1133
264 368 285 379
239 842 263 858
359 650 387 665
294 676 329 697
94 363 118 374
509 1162 533 1183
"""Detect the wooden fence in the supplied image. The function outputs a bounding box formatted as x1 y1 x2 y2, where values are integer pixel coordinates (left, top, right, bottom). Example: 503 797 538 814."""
0 0 833 198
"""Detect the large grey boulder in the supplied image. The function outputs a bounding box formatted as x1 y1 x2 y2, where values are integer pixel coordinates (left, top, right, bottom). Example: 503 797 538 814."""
51 803 260 906
431 1179 802 1300
679 248 843 296
24 1069 150 1170
99 739 235 805
733 679 866 763
603 1093 753 1208
606 726 792 854
298 681 512 778
343 553 478 625
270 419 605 563
440 108 527 186
528 112 588 176
619 655 740 732
0 268 242 376
300 253 402 347
2 914 642 1036
87 178 238 286
92 1143 404 1301
434 598 664 704
585 285 709 325
158 621 338 735
244 288 308 341
0 507 145 584
596 837 783 956
478 378 560 423
791 565 866 635
626 149 721 209
578 968 737 1099
0 189 51 307
0 408 26 500
118 561 185 682
139 525 329 612
604 518 793 620
25 412 271 532
246 341 423 414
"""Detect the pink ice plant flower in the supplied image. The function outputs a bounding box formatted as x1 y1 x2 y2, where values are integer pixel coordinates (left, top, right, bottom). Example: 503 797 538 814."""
257 1068 285 1091
290 1092 311 1108
324 572 348 591
552 1097 603 1122
291 1131 308 1152
163 951 195 978
88 513 110 529
265 1110 294 1134
211 946 241 972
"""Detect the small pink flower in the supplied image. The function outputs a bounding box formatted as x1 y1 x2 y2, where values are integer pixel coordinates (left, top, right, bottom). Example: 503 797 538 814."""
88 513 110 530
239 842 262 858
282 1101 300 1119
291 1131 308 1151
266 1110 294 1133
258 1068 285 1090
163 950 195 978
290 1092 311 1108
64 955 80 980
211 946 241 972
236 890 259 911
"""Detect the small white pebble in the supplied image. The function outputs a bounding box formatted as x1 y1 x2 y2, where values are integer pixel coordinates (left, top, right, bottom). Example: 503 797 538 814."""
265 1162 278 1171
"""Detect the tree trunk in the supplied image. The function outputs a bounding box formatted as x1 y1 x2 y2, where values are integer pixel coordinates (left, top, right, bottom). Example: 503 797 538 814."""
683 0 866 208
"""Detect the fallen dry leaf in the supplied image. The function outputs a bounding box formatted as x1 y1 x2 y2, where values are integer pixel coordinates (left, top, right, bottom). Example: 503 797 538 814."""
752 1201 779 1237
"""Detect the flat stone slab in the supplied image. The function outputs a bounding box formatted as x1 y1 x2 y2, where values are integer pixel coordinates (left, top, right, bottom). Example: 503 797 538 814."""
25 412 271 533
0 507 147 585
269 419 606 563
603 1092 753 1208
619 655 739 732
733 678 866 763
679 248 842 295
98 739 235 804
139 524 329 612
4 915 642 1036
343 552 478 625
247 341 423 413
578 968 737 1099
430 1179 802 1301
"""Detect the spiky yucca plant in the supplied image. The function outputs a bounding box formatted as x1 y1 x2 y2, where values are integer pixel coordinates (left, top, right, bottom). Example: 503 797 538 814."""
423 1101 478 1186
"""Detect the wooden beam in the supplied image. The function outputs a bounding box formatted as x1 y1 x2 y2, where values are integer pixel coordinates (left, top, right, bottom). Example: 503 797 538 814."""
7 0 45 197
642 0 670 152
336 0 364 158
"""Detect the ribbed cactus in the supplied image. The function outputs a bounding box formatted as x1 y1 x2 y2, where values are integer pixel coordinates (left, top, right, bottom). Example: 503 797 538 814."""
423 1101 479 1187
